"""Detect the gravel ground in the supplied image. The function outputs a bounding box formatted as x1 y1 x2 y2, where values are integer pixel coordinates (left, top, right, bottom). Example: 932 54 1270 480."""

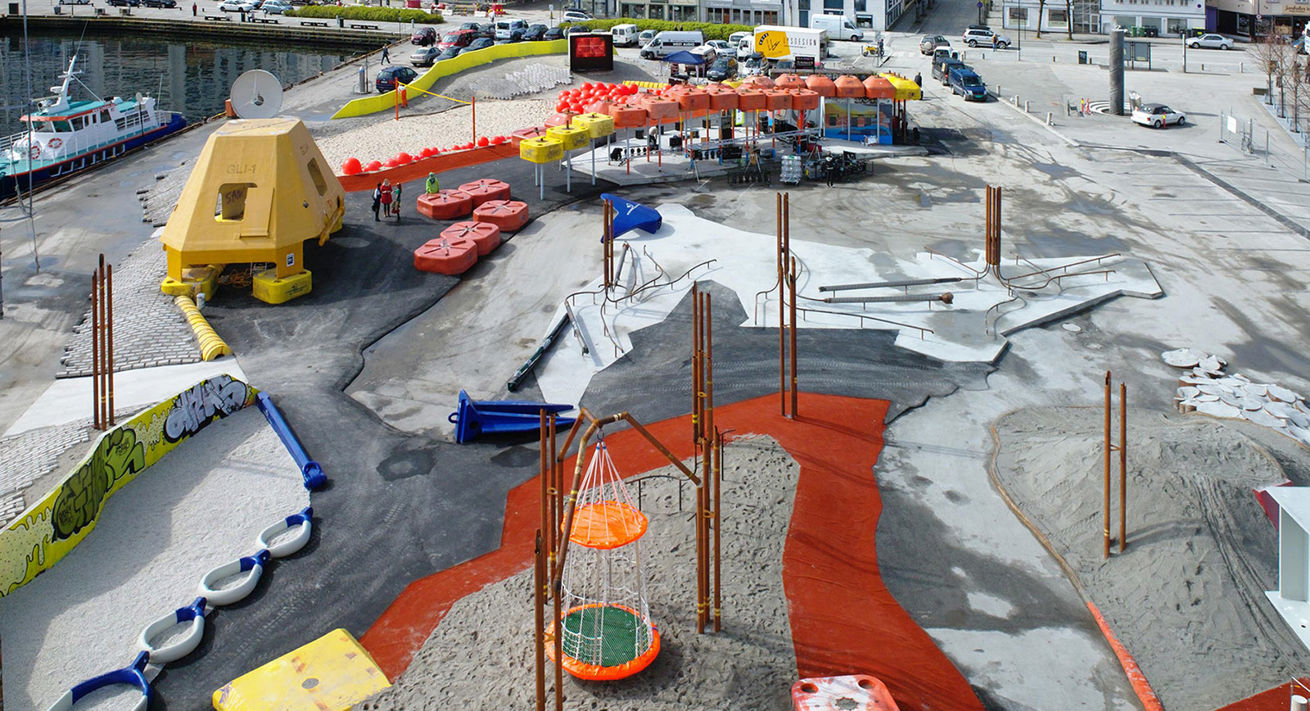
0 408 309 710
358 436 800 710
991 407 1310 710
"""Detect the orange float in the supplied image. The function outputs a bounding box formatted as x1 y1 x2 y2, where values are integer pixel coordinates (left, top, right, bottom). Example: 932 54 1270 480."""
511 126 548 146
457 178 511 206
473 199 530 232
643 98 679 123
789 88 820 112
862 75 896 100
707 88 739 112
774 73 806 90
609 106 648 129
736 89 767 112
675 88 710 112
764 89 791 111
740 75 775 90
804 75 837 97
545 112 577 127
834 75 866 98
413 237 478 275
440 220 501 256
416 189 473 220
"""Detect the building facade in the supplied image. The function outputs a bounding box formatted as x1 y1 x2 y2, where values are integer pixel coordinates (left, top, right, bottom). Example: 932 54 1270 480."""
1099 0 1205 34
701 0 783 25
1205 0 1310 36
996 0 1104 34
787 0 915 31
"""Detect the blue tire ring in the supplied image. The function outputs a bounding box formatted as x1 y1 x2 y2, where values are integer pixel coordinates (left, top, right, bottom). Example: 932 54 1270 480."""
46 651 151 711
198 550 270 607
138 597 207 665
257 507 313 559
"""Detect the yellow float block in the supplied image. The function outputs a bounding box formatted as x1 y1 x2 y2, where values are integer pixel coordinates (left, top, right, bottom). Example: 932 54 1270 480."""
252 267 312 305
161 264 222 300
212 628 390 711
547 124 590 151
174 295 232 361
571 112 615 139
880 73 923 101
520 136 564 163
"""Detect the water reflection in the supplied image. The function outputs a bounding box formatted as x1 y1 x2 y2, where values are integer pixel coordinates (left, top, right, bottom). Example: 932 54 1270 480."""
0 32 347 135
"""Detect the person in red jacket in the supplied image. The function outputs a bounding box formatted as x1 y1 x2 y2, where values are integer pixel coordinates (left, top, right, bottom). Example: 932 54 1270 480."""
378 179 393 220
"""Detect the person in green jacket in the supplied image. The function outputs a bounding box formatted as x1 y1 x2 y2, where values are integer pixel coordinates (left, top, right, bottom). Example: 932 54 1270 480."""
425 172 439 195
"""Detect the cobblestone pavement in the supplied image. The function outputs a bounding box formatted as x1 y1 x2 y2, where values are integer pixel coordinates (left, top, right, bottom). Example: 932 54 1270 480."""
0 421 92 528
57 241 201 378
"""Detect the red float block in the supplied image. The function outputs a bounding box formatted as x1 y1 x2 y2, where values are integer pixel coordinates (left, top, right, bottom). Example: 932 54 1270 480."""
457 178 511 207
791 675 899 711
472 199 530 232
414 237 479 275
416 189 473 220
441 220 501 256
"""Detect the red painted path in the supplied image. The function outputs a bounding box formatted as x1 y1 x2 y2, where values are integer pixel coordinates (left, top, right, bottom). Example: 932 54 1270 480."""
359 393 983 710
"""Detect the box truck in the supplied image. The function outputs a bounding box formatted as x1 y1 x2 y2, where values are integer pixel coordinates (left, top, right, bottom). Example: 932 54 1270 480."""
752 25 827 62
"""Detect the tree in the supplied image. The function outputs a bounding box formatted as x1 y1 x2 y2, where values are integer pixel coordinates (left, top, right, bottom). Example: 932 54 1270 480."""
1248 35 1290 108
1065 0 1074 40
1035 0 1045 38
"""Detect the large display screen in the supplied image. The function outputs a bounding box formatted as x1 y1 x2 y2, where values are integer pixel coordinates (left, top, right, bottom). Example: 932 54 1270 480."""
570 32 615 72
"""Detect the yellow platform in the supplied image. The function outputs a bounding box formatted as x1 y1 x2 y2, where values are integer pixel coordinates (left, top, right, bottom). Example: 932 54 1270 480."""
160 118 345 300
520 136 564 163
252 268 312 305
212 628 390 711
547 124 590 151
161 264 222 301
572 112 616 139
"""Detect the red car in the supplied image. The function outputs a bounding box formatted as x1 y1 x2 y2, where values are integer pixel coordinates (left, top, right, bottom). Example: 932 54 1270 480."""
411 26 437 45
438 29 476 50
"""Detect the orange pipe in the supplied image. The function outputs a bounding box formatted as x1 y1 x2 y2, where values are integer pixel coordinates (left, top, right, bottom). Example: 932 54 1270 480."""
1087 602 1164 711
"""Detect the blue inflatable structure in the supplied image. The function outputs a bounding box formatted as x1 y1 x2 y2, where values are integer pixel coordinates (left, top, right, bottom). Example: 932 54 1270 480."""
600 193 662 241
450 390 576 444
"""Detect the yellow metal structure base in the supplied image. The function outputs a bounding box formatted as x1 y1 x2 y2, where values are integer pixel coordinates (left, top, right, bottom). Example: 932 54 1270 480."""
212 628 391 711
253 268 312 304
161 264 222 301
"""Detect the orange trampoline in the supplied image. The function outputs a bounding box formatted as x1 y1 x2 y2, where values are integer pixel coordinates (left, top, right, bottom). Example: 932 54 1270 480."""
552 442 660 682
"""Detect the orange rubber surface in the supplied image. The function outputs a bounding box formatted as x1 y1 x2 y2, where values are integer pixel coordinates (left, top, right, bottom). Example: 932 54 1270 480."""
358 393 982 710
1217 679 1310 711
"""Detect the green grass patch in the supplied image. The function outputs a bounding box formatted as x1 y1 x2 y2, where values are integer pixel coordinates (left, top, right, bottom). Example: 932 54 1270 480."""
561 18 753 41
285 5 442 22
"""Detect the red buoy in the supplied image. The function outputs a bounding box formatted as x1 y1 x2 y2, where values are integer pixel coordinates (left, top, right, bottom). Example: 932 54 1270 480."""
413 237 478 275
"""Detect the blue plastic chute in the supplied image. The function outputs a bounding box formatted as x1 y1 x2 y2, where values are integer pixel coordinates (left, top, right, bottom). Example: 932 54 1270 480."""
600 193 662 241
449 390 575 443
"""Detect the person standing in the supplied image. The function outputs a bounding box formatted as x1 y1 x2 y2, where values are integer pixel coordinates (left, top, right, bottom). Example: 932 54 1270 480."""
238 5 245 21
913 71 922 87
381 43 391 64
379 179 393 220
372 182 382 221
392 182 403 220
425 172 439 194
192 2 197 15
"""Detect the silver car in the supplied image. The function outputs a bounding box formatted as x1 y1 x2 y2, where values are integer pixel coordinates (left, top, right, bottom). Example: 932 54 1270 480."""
1188 33 1233 49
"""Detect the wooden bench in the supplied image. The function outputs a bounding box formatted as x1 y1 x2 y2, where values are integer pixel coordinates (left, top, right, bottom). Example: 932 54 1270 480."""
348 22 380 29
203 13 230 20
300 18 329 25
250 15 277 22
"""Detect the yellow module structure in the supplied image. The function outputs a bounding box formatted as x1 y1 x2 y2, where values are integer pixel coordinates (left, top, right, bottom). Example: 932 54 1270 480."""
160 118 345 304
212 628 391 710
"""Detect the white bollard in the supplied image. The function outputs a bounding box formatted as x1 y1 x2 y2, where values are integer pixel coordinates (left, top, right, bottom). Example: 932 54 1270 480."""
1291 694 1307 711
1025 100 1030 112
1047 112 1053 125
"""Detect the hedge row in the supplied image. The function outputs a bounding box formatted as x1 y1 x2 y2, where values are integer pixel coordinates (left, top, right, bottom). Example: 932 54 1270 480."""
285 6 442 22
562 18 754 41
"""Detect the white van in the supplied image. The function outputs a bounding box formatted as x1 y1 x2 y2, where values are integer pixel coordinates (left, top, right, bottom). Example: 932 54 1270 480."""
639 30 704 60
611 23 640 46
495 18 528 40
809 14 863 41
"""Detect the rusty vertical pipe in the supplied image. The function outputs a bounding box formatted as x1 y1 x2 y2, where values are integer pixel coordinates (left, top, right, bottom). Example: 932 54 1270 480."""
777 193 786 416
553 571 563 711
548 413 558 582
534 530 546 711
1104 370 1112 560
1119 382 1127 553
713 429 722 632
97 254 107 428
91 270 100 430
692 283 701 446
705 292 714 460
107 263 114 426
540 410 548 554
789 256 798 418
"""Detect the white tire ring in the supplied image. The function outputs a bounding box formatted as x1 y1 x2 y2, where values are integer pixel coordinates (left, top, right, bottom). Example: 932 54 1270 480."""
45 652 151 711
138 597 207 665
199 550 271 607
257 507 313 559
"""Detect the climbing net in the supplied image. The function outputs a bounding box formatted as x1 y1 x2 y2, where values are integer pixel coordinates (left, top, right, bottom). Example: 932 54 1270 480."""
553 441 660 681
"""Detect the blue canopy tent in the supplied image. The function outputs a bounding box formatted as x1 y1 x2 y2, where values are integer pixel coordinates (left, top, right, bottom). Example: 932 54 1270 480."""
663 49 708 65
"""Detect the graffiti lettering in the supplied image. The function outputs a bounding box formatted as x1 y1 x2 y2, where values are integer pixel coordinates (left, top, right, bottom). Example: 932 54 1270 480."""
163 375 250 443
51 428 146 541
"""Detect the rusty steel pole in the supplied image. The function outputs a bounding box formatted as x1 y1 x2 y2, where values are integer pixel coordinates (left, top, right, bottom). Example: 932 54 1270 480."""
1103 370 1112 560
548 413 559 581
91 270 100 430
713 429 722 632
789 256 798 419
553 574 563 711
1119 382 1127 553
534 530 546 711
540 411 549 552
777 193 786 416
705 291 714 460
106 262 114 426
692 283 701 445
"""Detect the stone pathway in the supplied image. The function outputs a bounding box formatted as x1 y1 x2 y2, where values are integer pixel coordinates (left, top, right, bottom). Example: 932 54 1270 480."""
0 421 93 528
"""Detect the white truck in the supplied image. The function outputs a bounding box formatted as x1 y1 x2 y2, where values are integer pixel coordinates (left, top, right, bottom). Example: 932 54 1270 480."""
752 25 827 62
809 14 864 41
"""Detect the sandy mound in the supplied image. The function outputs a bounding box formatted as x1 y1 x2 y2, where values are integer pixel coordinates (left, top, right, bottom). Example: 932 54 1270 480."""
359 436 799 709
991 407 1310 710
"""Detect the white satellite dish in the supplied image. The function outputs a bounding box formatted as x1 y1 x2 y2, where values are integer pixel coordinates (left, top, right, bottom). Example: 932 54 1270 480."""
229 69 283 119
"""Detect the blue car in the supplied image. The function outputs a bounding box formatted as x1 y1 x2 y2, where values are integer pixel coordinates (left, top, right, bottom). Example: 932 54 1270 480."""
376 65 417 93
948 67 987 101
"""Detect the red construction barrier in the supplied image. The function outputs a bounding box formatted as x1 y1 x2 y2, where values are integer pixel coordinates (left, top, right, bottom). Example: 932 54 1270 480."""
440 220 501 256
457 178 511 207
416 190 474 220
472 199 529 232
413 237 478 275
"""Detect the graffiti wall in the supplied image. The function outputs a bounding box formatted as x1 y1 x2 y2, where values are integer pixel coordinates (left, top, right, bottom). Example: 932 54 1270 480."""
0 375 257 597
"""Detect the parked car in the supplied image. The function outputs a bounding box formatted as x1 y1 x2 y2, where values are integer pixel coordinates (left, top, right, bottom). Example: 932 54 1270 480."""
703 39 732 53
562 8 591 22
948 66 987 100
261 0 291 12
638 29 656 46
411 26 438 45
523 23 548 40
1188 33 1234 49
706 56 738 81
462 37 495 53
411 45 443 66
932 56 967 83
218 0 254 10
728 30 751 46
106 0 141 7
459 21 481 30
920 35 949 54
740 52 765 76
736 35 755 59
438 29 477 49
476 22 496 38
564 24 593 35
496 28 526 43
376 65 418 93
543 26 565 40
962 27 1010 47
495 18 528 40
932 46 953 63
142 0 178 8
1131 102 1186 128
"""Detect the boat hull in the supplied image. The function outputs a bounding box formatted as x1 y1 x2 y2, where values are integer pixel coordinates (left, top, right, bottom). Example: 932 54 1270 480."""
0 113 187 201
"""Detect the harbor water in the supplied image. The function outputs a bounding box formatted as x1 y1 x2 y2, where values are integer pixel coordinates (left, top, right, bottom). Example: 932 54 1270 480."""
0 29 353 136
